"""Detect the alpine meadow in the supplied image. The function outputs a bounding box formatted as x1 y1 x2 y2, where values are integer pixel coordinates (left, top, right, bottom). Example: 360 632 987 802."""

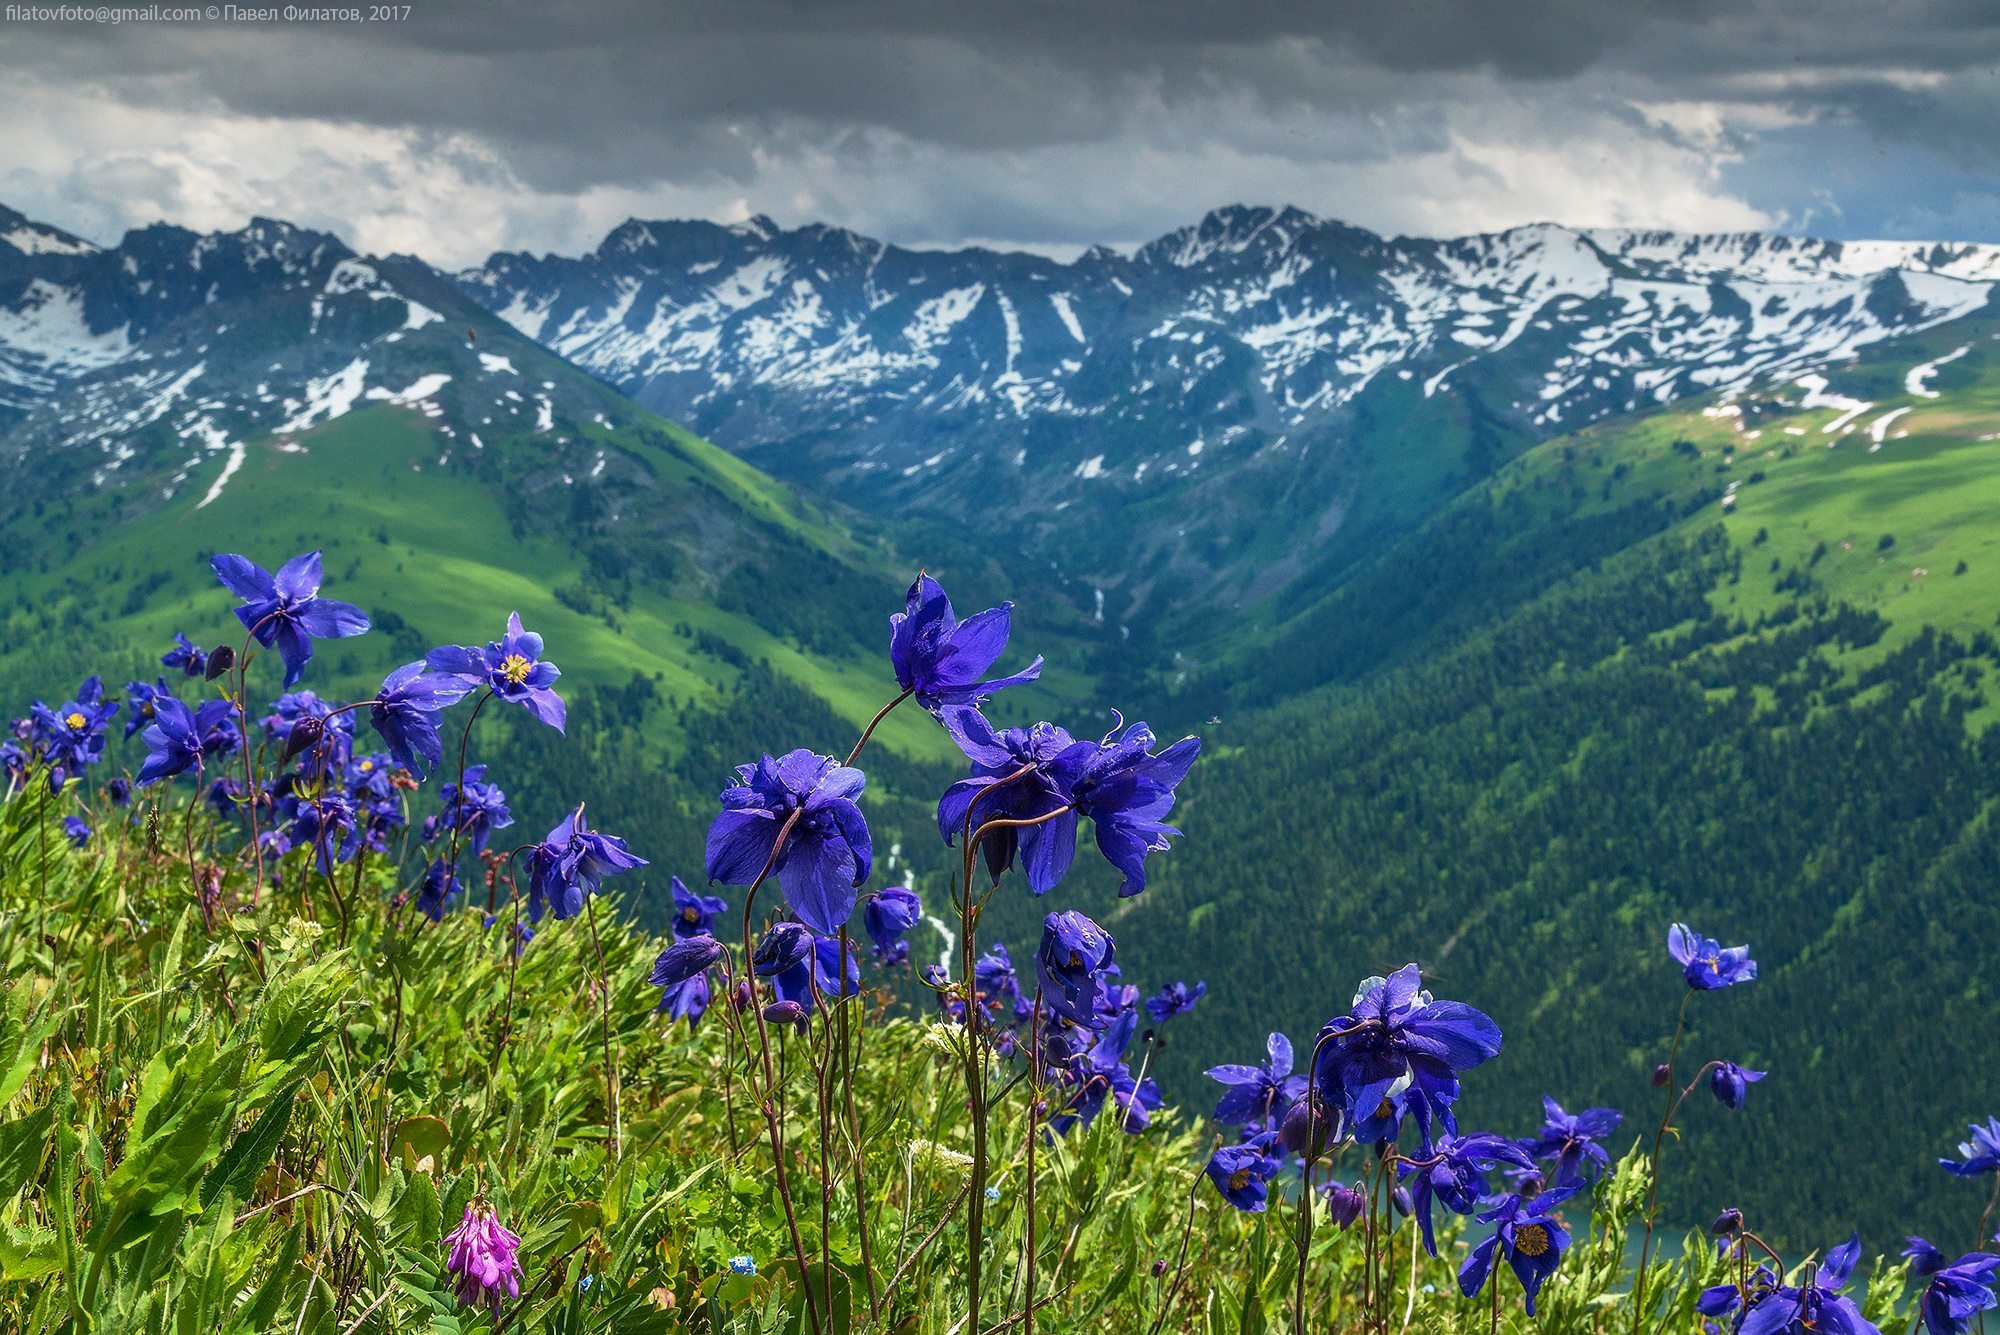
4 7 2000 1331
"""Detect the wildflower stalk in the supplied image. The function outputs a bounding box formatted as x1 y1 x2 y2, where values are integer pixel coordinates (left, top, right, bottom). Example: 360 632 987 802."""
1025 989 1044 1335
1633 989 1694 1334
732 802 824 1335
838 927 882 1318
583 891 621 1163
1292 1144 1316 1335
442 689 493 875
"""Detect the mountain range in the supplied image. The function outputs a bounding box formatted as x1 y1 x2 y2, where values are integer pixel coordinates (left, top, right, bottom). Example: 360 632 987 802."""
4 197 2000 1244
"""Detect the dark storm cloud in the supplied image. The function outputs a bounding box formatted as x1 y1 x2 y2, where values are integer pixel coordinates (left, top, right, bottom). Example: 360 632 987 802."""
3 0 1998 256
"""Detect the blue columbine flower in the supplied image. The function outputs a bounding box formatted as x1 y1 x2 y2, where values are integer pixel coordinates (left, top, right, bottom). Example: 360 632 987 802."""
671 876 730 940
162 632 207 678
1048 720 1200 898
263 691 354 766
1711 1062 1767 1111
887 573 1043 714
1312 964 1503 1150
426 613 566 732
1524 1097 1624 1184
1047 1009 1162 1136
1457 1184 1579 1316
767 933 862 1016
1943 1118 2000 1177
1904 1239 2000 1335
525 806 646 921
1737 1233 1881 1335
105 777 130 806
1145 980 1206 1024
656 972 711 1027
752 922 814 977
1205 1031 1308 1133
1698 1264 1780 1325
415 859 460 921
1403 1131 1540 1257
938 712 1081 891
705 750 871 936
435 765 513 855
211 551 370 687
862 885 923 957
294 792 361 877
61 815 91 848
1205 1143 1282 1212
1667 923 1758 990
651 935 727 992
32 676 117 793
137 697 234 786
370 662 475 778
1035 910 1116 1028
123 679 174 739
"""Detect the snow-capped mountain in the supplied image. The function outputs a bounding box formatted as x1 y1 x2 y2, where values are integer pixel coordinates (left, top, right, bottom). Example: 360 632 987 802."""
453 205 2000 612
0 207 724 537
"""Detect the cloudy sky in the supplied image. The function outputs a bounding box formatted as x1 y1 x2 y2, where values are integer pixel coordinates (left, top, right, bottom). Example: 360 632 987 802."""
3 0 1998 266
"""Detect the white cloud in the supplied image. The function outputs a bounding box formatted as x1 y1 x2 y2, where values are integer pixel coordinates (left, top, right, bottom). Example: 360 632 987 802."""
0 73 1779 265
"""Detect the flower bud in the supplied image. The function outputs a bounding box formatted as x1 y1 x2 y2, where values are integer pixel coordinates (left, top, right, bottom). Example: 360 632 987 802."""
1150 1258 1169 1278
204 645 236 681
1711 1208 1744 1237
1389 1185 1413 1217
1323 1181 1366 1230
1652 1063 1671 1087
280 715 325 765
762 1000 809 1032
1278 1097 1327 1157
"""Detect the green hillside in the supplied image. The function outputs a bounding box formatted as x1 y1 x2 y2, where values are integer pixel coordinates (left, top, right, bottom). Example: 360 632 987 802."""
1053 313 2000 1248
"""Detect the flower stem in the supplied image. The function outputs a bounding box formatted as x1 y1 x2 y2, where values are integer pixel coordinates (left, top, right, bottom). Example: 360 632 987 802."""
1633 990 1694 1335
584 893 621 1164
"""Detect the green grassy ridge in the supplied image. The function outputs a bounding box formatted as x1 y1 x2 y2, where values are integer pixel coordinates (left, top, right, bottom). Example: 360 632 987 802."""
0 778 1941 1332
1195 312 2000 711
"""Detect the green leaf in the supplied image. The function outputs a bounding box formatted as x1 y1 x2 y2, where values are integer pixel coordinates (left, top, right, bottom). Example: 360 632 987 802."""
199 1081 298 1211
0 1102 55 1205
0 985 62 1109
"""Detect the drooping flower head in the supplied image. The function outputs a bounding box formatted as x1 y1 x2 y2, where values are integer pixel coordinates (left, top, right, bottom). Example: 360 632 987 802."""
1524 1097 1623 1184
61 815 91 848
1323 1181 1367 1230
651 935 727 995
888 573 1043 714
671 876 730 940
369 662 475 778
1942 1118 2000 1177
136 697 235 786
262 691 354 767
211 551 370 686
657 971 712 1027
443 1203 524 1315
1403 1131 1540 1257
434 765 513 855
427 613 565 732
1668 923 1759 990
1205 1142 1283 1212
1035 910 1116 1029
706 750 871 936
1048 720 1200 898
938 712 1081 891
1205 1031 1307 1134
1735 1233 1881 1335
162 632 208 678
1711 1062 1768 1111
526 805 647 921
1047 1010 1162 1136
1312 964 1502 1150
1457 1184 1579 1316
752 922 814 978
415 859 460 922
1903 1239 2000 1335
1145 979 1206 1024
862 885 923 959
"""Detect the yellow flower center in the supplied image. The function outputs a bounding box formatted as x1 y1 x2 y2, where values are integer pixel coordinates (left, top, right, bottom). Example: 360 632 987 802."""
359 760 373 772
682 907 700 923
1514 1224 1551 1257
498 653 533 686
1227 1168 1251 1192
65 712 86 731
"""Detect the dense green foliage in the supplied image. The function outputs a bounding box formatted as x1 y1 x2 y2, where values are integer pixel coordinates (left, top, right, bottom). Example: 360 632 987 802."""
0 722 1952 1332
